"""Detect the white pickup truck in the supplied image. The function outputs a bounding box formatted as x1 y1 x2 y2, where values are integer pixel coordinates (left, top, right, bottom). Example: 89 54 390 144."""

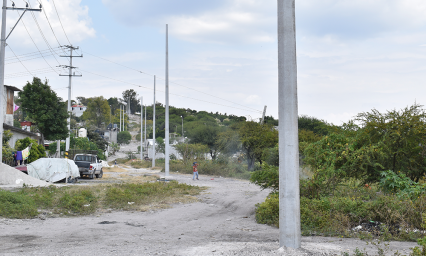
74 154 103 179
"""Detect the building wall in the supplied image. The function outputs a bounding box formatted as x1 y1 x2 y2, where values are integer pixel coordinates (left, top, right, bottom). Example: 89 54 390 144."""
71 106 87 117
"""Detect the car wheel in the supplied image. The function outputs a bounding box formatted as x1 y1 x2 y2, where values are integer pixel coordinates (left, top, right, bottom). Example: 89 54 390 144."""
96 169 103 178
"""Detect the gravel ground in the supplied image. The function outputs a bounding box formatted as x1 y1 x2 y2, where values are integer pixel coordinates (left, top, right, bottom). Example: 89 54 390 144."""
0 169 419 256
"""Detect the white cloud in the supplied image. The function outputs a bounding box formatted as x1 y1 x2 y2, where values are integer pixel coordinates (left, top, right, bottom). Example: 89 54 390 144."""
3 0 95 48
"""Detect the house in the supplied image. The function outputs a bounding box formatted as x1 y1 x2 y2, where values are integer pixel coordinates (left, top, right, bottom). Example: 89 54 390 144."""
4 85 20 126
3 123 41 149
71 105 87 117
2 85 42 149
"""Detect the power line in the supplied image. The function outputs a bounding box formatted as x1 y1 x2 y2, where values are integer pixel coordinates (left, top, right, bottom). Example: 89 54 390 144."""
79 68 261 114
51 0 71 45
5 50 64 65
26 1 62 66
83 50 262 113
7 44 34 77
5 46 62 60
16 9 59 74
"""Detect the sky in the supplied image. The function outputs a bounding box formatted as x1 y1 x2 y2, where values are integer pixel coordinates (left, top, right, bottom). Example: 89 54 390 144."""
2 0 426 125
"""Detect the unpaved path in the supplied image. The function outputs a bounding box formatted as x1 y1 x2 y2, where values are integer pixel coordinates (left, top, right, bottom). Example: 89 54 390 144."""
0 168 419 255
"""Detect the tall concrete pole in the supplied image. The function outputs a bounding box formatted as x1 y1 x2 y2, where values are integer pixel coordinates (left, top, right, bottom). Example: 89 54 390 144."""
152 76 156 167
0 0 7 161
141 97 143 161
165 24 170 178
65 46 73 151
119 105 122 132
144 102 147 153
278 0 301 249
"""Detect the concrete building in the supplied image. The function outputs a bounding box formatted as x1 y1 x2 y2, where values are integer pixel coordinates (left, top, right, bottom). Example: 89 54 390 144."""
71 105 87 117
3 123 42 149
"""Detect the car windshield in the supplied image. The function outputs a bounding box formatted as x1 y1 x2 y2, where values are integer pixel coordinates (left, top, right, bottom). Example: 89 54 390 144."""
75 155 91 162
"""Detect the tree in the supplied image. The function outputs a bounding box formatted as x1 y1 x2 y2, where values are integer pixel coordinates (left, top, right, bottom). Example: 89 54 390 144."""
118 131 131 144
76 96 89 106
18 77 68 142
173 143 209 164
122 89 140 114
107 97 120 116
82 96 110 128
304 103 426 186
87 130 108 152
187 125 220 159
239 122 278 170
298 115 330 136
15 137 46 163
156 137 165 154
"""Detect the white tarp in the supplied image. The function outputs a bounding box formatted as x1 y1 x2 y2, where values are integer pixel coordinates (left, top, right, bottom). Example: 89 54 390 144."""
27 158 80 183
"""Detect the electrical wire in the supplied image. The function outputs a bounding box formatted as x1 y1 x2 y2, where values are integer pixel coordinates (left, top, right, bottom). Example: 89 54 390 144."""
39 0 70 60
83 51 262 113
5 50 64 65
5 47 62 60
78 68 261 114
7 44 34 77
51 0 71 45
16 9 59 74
26 1 62 66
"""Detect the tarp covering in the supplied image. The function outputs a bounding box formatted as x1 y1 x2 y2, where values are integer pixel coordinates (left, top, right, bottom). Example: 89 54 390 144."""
27 158 80 183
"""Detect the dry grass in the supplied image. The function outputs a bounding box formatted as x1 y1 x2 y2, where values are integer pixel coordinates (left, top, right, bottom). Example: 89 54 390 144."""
104 167 127 173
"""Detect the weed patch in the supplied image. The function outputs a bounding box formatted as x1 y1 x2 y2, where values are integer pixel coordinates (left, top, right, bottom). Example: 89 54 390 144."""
255 184 426 242
0 181 204 219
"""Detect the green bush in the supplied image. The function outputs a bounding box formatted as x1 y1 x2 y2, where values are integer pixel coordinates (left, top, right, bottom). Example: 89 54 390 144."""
255 192 279 227
118 131 131 144
255 183 426 240
250 164 279 191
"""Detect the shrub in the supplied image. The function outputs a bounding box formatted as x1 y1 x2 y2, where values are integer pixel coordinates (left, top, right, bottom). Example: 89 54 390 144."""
250 164 279 191
118 131 131 144
255 182 426 240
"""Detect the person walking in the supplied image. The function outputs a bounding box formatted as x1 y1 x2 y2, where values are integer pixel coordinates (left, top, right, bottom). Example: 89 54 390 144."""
192 162 199 180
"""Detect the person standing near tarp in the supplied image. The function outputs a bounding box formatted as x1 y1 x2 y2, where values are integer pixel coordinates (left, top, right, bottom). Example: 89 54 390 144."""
16 151 23 165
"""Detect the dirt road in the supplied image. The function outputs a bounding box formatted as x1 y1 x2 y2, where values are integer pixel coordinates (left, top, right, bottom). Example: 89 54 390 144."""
0 167 419 256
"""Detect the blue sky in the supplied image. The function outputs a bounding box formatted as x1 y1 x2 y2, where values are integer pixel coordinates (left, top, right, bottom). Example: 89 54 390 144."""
3 0 426 125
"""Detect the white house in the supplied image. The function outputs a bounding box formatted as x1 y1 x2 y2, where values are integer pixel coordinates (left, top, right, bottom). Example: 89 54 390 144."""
71 105 87 117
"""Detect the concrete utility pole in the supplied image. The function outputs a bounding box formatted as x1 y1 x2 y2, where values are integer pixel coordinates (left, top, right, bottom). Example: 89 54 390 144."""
165 24 170 178
152 76 156 167
0 1 41 161
144 103 147 154
261 105 267 124
140 97 143 160
278 0 301 249
119 105 122 131
60 45 82 152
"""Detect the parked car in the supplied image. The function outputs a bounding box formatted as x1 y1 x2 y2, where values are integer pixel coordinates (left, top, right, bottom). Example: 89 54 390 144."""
74 154 103 179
